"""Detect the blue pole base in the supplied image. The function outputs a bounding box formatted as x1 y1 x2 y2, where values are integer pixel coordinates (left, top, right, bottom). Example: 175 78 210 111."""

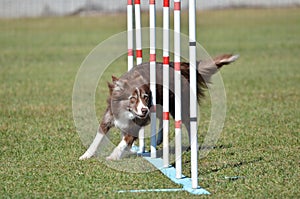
117 149 210 195
143 156 210 195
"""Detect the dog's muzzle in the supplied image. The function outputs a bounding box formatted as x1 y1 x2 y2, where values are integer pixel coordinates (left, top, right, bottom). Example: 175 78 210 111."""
128 107 149 119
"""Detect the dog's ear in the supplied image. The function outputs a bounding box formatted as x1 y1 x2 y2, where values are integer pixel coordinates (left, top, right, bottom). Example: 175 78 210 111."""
107 76 119 94
107 82 115 94
213 54 239 68
112 75 119 83
114 79 129 92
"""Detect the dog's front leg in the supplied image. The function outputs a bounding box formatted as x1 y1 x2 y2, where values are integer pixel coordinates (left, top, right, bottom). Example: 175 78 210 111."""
79 131 104 160
79 108 113 160
106 133 136 160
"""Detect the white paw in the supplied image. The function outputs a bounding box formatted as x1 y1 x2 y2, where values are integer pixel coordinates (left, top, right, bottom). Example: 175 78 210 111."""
106 155 117 161
106 148 122 161
79 151 94 160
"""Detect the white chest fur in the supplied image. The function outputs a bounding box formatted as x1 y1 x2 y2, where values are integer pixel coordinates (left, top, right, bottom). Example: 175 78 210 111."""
114 110 135 130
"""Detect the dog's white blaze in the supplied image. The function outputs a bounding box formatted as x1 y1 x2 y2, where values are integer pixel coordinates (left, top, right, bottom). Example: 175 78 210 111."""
136 100 147 115
107 137 128 160
136 87 148 115
135 87 140 96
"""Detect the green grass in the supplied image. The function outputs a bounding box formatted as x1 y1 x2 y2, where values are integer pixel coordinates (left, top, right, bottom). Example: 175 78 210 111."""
1 8 299 198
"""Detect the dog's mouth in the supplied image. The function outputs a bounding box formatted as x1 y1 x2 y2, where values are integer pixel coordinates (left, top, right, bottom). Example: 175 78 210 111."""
128 108 149 119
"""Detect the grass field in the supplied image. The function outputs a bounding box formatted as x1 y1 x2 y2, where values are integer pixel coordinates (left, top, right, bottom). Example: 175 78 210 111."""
1 8 299 198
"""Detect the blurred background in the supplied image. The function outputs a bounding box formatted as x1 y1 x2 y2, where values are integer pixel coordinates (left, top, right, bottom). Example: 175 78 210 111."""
1 0 300 18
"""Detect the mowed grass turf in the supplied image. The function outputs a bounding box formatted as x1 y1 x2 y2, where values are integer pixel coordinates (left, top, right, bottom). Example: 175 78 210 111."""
0 8 299 198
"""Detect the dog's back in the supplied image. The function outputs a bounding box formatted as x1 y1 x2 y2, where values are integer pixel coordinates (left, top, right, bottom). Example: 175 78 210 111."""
120 54 239 134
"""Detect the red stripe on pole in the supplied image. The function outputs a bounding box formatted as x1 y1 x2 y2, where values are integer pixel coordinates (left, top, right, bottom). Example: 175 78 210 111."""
163 112 169 120
163 0 169 7
174 2 181 10
175 120 182 128
163 56 169 65
174 62 181 71
128 0 133 5
128 49 133 56
136 49 142 58
150 54 156 62
149 0 155 4
134 0 140 4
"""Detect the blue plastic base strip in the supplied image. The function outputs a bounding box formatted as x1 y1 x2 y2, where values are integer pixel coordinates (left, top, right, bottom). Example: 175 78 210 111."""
143 157 210 195
117 151 210 195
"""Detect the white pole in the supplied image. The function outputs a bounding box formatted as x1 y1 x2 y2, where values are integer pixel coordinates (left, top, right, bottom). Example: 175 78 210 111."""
189 0 198 189
149 0 157 158
162 0 170 168
127 0 134 71
135 0 145 153
135 0 143 66
174 0 182 179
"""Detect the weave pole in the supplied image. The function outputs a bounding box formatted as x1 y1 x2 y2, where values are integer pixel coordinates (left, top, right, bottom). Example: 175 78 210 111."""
189 0 198 189
162 0 170 168
134 0 145 153
121 0 210 195
174 0 182 179
135 0 143 65
149 0 157 158
127 0 134 71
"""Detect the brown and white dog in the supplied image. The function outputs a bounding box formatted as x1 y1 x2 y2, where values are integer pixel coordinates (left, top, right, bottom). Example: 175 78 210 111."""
79 54 239 160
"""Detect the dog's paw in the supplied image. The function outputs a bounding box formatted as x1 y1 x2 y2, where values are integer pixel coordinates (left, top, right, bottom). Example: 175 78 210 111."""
106 148 123 161
79 151 94 160
106 154 121 161
106 155 117 161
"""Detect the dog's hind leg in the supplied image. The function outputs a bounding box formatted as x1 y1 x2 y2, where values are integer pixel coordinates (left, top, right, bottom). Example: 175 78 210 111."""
79 108 114 160
106 133 137 160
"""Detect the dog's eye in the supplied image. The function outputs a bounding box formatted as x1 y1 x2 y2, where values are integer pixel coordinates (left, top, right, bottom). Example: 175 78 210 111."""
129 96 137 103
143 95 148 101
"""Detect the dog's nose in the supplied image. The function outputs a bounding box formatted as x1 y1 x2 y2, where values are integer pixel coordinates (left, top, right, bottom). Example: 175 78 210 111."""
141 108 148 115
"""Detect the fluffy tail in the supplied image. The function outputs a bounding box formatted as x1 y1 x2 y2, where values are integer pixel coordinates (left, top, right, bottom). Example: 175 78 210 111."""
198 54 239 81
196 54 239 100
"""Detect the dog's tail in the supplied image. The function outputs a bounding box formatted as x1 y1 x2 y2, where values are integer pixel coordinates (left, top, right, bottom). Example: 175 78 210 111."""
196 54 239 100
197 54 239 81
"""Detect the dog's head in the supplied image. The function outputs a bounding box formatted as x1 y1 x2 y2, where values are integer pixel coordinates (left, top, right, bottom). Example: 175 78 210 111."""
108 71 152 121
127 85 151 119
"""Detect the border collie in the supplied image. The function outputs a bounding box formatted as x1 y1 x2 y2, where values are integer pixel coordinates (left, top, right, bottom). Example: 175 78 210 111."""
79 54 239 160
